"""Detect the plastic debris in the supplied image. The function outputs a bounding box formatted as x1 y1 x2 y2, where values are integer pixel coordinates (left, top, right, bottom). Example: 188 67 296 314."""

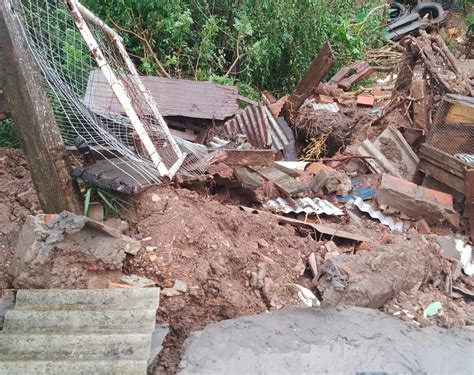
291 284 320 307
303 99 339 113
348 197 403 232
455 239 473 276
423 302 443 318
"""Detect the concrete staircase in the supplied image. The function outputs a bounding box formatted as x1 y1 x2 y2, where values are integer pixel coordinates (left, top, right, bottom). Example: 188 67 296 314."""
0 288 160 374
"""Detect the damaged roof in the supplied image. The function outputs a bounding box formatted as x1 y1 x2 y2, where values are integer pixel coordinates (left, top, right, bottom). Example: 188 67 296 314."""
85 70 240 120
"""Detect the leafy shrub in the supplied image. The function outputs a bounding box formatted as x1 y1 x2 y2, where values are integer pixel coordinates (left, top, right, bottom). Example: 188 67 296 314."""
69 1 386 96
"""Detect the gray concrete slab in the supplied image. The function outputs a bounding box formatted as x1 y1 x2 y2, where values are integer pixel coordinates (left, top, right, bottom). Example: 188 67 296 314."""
179 306 474 374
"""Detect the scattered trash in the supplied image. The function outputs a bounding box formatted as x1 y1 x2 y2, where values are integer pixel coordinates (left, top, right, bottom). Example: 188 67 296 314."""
423 301 443 318
290 284 320 307
455 240 473 276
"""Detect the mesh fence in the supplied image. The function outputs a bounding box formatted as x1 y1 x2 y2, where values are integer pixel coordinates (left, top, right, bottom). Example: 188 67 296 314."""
10 0 208 185
426 94 474 166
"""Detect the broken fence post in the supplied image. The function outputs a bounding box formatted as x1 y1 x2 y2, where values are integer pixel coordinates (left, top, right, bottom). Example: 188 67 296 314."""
0 1 82 214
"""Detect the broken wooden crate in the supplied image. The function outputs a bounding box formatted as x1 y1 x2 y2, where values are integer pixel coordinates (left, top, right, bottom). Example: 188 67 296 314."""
418 95 474 196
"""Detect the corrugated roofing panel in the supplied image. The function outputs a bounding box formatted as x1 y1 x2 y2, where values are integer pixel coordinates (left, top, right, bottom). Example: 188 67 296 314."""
0 288 160 374
224 105 271 149
85 70 239 120
265 197 344 216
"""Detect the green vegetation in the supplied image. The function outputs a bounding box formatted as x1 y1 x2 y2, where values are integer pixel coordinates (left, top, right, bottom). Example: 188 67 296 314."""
83 184 131 219
0 119 19 148
82 0 387 97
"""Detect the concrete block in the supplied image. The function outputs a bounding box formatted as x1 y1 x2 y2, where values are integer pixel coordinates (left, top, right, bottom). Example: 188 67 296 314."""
377 174 455 224
10 212 141 289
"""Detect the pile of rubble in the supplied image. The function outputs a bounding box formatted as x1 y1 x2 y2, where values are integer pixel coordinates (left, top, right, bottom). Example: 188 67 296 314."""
1 5 473 374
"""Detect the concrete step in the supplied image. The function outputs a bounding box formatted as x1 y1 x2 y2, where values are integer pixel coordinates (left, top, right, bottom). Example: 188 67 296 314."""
2 309 157 333
0 333 152 360
14 288 160 311
0 359 146 374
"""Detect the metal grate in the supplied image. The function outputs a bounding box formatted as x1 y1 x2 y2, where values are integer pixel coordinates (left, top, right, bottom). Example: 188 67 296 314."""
9 0 208 184
426 94 474 161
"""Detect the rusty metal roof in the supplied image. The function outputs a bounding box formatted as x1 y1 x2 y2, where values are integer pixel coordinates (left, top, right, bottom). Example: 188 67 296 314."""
224 104 271 149
85 70 239 120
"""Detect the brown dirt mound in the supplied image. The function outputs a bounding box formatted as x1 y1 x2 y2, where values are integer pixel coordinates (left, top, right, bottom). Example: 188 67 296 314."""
123 186 315 373
0 148 39 290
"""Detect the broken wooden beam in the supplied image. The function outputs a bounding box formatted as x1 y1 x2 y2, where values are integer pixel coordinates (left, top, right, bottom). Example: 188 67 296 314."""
411 79 430 130
222 149 275 166
234 167 263 190
0 3 82 213
251 165 308 196
286 42 335 112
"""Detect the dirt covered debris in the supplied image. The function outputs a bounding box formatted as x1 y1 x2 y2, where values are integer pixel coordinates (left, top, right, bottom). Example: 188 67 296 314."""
10 211 140 289
0 148 39 290
123 186 315 372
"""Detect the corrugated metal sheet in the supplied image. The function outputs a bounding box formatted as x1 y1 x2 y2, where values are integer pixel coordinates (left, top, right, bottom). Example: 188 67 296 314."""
224 104 271 149
263 106 290 151
85 70 239 120
265 197 344 216
349 197 403 231
0 288 160 374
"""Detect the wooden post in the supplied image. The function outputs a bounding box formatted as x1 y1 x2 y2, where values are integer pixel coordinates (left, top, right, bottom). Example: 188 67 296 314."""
0 2 82 214
286 42 335 113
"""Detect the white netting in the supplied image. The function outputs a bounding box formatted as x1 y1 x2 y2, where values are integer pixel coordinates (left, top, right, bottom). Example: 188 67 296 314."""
10 0 208 185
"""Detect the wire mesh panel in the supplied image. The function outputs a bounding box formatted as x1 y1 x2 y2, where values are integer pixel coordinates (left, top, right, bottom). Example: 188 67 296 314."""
9 0 208 185
426 94 474 165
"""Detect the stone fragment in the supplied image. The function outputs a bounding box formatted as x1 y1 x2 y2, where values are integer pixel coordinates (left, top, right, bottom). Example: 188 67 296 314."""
10 212 141 289
318 243 446 308
257 239 270 248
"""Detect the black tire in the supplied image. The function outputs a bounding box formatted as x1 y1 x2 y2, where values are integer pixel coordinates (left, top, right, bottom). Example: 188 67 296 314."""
389 2 407 21
413 2 446 24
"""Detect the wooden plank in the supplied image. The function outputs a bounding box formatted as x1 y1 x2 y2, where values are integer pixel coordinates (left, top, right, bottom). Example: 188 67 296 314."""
234 167 263 190
251 165 308 196
223 149 275 166
286 42 335 112
338 65 374 91
418 160 465 194
411 79 430 130
420 144 466 176
0 3 82 213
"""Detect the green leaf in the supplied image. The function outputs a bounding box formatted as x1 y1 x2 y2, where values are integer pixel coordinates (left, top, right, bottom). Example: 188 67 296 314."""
83 188 92 217
97 190 118 214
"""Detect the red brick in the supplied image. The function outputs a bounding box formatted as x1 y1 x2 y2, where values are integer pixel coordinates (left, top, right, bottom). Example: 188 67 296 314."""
416 219 431 235
380 174 417 197
357 95 375 107
421 187 453 208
